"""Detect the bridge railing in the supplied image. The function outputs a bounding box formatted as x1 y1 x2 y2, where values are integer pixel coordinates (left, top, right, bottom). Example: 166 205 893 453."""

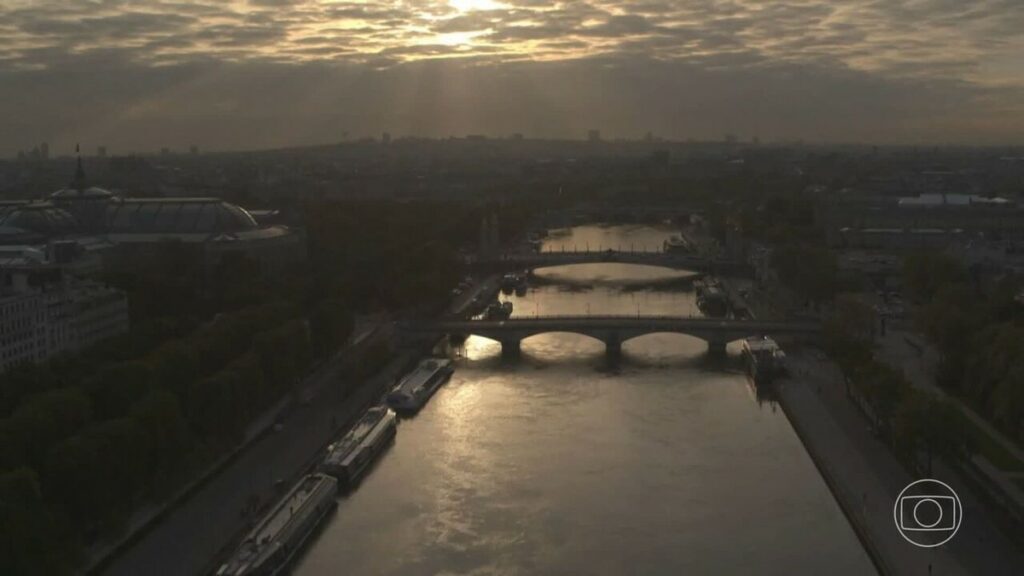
433 314 819 325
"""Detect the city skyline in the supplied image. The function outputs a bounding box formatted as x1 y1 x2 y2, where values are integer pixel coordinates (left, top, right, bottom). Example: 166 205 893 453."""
2 0 1024 155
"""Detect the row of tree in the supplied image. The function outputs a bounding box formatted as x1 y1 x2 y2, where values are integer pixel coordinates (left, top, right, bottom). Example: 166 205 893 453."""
0 297 348 572
824 294 972 475
904 252 1024 446
0 195 547 574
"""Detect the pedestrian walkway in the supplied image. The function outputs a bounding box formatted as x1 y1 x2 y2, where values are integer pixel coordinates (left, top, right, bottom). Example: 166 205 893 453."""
780 351 1022 575
875 328 1024 512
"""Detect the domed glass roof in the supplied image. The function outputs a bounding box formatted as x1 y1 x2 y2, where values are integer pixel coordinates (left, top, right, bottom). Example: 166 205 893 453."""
51 186 116 200
104 199 259 234
0 203 79 237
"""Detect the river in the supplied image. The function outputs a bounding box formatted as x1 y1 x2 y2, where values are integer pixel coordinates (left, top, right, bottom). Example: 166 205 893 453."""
294 224 875 575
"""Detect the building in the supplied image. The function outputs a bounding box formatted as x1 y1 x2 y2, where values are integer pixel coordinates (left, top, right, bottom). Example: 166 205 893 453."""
588 129 601 143
0 247 128 372
818 190 1024 247
0 156 306 279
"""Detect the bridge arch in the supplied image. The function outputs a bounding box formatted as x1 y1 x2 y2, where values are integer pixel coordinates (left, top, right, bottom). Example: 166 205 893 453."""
428 316 818 359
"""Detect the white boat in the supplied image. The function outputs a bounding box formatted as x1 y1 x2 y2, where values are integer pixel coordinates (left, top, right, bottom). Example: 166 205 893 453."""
320 406 397 488
663 234 692 253
386 358 454 415
217 473 337 576
741 336 786 384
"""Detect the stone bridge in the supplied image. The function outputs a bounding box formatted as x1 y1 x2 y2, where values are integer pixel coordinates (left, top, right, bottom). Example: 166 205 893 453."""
472 250 748 275
420 315 819 358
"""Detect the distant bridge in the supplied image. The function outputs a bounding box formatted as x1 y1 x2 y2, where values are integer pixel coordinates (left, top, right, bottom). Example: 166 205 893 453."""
420 315 819 358
473 250 748 274
536 204 703 227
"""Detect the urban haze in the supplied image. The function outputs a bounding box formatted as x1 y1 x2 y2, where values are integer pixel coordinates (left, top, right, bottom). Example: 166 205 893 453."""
1 2 1023 576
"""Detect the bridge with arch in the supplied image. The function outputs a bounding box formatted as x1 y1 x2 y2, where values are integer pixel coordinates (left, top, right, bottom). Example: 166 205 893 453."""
472 250 748 275
421 315 820 358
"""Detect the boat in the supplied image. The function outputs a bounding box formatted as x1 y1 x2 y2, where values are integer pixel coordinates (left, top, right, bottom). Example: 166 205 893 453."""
741 336 787 385
386 358 454 415
320 406 397 488
514 274 528 296
663 234 692 253
500 273 517 294
695 278 728 317
216 473 337 576
484 300 513 320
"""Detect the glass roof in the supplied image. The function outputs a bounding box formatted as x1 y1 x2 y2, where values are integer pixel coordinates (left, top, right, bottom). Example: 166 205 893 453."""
104 200 259 234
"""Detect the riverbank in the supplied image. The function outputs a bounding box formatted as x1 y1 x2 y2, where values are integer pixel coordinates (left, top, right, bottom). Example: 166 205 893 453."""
93 320 426 576
82 317 391 574
778 350 1022 575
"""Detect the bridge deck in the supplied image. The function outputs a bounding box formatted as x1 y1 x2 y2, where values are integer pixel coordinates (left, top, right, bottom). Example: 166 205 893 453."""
430 315 819 332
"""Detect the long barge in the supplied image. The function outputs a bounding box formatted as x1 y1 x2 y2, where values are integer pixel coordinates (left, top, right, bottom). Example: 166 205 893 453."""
741 335 787 385
216 473 337 576
320 406 397 488
386 358 454 415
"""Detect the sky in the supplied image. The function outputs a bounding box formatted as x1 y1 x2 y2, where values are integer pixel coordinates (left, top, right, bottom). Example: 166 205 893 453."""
2 0 1024 155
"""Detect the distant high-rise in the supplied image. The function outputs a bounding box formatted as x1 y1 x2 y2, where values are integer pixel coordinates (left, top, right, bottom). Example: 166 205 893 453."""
724 133 737 144
511 133 523 140
382 132 391 144
190 145 199 155
587 129 601 142
97 146 107 158
40 142 49 160
489 212 500 250
160 147 171 156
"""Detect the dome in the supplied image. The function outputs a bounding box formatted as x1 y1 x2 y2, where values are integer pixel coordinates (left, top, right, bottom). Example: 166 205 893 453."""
0 203 80 238
104 198 260 235
51 186 116 200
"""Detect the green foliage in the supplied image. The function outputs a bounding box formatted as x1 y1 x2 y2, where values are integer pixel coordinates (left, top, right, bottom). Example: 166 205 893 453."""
0 197 541 572
907 258 1024 447
903 250 967 303
3 389 93 470
0 467 77 576
309 299 354 358
771 243 837 304
892 392 970 474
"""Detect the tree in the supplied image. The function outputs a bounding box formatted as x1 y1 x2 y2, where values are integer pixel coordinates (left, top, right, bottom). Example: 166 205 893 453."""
991 362 1024 445
903 251 967 303
308 299 353 359
84 361 154 420
893 393 969 475
0 467 77 576
5 388 93 469
771 243 837 304
130 390 191 482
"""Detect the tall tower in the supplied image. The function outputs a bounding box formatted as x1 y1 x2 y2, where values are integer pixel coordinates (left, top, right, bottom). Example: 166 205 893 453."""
479 215 492 256
489 212 500 251
71 144 86 191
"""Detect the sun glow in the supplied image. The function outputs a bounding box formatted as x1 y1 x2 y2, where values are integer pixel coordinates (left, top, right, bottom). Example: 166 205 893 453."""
449 0 505 12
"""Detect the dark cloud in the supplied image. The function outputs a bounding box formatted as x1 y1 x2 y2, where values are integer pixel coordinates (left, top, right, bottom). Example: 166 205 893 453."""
0 0 1022 153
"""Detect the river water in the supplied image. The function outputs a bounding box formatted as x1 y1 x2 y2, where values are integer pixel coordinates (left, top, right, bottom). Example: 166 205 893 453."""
295 224 875 575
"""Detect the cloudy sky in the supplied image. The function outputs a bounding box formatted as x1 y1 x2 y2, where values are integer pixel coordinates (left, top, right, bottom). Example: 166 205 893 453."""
2 0 1023 155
